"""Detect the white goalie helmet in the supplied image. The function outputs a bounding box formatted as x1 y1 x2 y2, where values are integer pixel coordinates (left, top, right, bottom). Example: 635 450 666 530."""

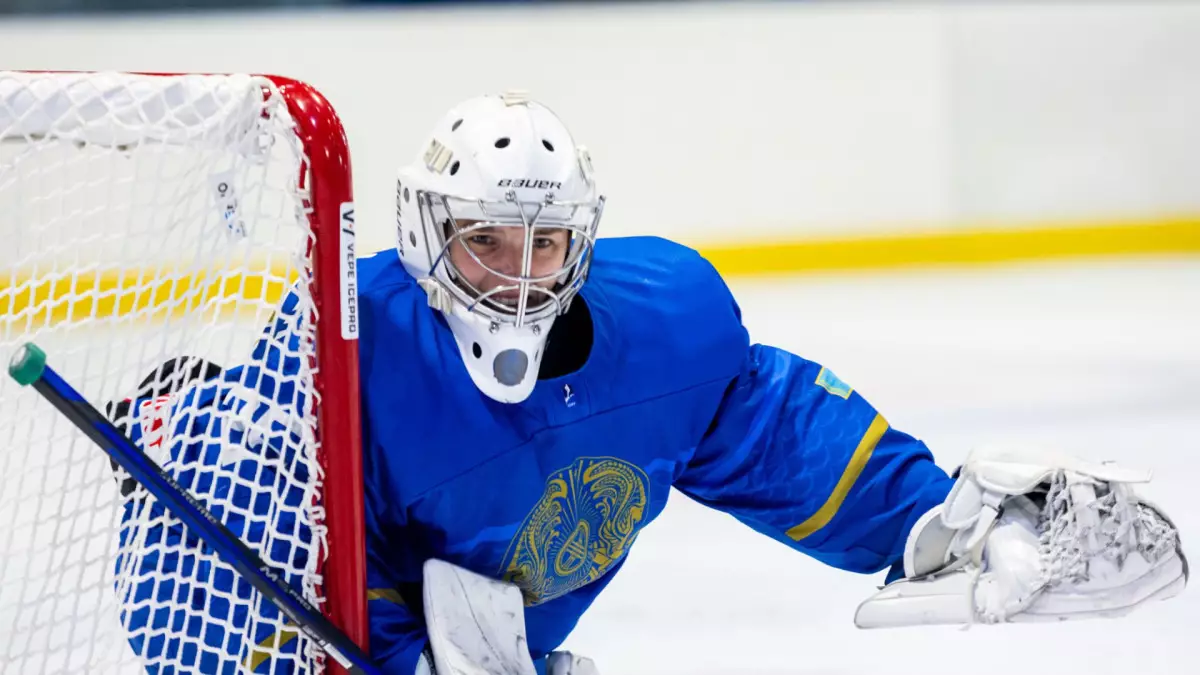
395 90 605 403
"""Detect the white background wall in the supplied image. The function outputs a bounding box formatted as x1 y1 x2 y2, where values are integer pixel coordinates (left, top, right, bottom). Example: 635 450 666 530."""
947 4 1200 225
2 1 1199 255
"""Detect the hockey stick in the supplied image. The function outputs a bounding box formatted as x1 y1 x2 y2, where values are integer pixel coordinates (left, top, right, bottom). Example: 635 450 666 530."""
8 343 380 675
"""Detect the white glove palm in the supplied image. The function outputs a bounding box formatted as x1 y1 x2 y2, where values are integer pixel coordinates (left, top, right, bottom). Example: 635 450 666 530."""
855 444 1187 628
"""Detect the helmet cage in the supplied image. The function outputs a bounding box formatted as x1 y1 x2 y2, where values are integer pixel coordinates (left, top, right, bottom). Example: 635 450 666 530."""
417 188 604 328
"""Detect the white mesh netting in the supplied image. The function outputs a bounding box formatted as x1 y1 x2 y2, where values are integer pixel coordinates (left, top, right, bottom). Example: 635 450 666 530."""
0 72 332 674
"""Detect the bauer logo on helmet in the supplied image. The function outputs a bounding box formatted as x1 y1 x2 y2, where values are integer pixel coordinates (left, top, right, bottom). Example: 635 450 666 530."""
497 179 564 190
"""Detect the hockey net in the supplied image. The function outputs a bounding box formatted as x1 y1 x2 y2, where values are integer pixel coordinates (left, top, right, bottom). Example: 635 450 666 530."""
0 71 365 673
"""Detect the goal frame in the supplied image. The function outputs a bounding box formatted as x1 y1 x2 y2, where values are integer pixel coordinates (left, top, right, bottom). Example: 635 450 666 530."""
10 69 370 672
263 73 369 671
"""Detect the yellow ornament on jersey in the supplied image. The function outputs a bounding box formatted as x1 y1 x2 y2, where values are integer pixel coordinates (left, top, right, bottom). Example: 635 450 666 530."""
501 457 649 606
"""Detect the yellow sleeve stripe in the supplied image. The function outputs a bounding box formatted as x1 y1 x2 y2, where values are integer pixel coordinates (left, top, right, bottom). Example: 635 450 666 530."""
242 625 300 671
368 588 406 605
786 413 889 542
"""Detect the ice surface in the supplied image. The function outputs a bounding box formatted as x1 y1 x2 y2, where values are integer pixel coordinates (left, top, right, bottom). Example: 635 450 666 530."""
561 257 1200 675
4 256 1197 674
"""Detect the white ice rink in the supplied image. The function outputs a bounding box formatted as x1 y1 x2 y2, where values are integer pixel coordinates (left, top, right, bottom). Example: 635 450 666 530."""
3 255 1197 674
562 256 1200 675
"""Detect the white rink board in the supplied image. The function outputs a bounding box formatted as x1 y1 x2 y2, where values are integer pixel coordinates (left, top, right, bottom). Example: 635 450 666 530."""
2 2 1199 253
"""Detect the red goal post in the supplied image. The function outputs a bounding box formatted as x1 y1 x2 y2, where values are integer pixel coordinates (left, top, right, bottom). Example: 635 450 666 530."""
266 72 369 673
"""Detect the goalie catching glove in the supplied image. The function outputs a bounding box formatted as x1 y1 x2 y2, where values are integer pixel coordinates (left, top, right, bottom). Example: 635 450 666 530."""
855 444 1187 628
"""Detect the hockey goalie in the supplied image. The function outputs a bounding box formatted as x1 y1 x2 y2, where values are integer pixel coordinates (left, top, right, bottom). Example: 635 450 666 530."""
103 89 1188 675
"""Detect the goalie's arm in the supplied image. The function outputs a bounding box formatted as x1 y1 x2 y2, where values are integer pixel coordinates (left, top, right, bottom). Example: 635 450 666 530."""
676 344 955 576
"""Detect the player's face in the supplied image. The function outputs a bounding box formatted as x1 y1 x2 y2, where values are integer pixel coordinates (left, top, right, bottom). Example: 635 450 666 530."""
448 221 570 307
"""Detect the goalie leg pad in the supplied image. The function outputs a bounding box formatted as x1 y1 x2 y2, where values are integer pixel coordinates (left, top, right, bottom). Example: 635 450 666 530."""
422 559 538 675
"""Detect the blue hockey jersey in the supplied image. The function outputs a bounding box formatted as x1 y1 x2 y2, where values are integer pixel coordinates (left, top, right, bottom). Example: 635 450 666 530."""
113 236 955 674
355 237 955 674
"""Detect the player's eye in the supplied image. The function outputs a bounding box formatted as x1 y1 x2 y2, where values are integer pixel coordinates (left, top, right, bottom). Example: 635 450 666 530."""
533 229 569 250
467 234 496 248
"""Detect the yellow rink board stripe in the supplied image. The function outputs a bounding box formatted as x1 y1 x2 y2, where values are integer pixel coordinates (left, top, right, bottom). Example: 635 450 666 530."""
3 218 1199 322
0 260 301 324
700 217 1200 277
